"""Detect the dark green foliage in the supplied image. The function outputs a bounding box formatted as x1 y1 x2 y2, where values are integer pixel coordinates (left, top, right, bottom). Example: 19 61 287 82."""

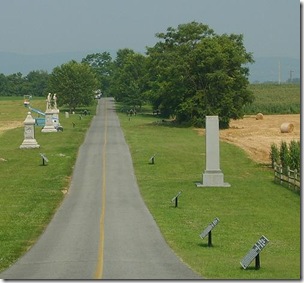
289 140 301 171
146 22 254 128
48 60 99 113
0 71 50 97
271 140 300 172
108 49 148 109
270 143 280 168
81 52 113 95
24 70 50 97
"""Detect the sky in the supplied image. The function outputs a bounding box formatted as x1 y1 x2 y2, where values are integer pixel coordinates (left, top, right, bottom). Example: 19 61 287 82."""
0 0 300 59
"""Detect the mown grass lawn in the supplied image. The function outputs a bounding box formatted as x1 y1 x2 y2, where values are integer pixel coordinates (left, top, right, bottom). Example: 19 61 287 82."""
117 110 300 279
0 97 96 273
0 96 300 279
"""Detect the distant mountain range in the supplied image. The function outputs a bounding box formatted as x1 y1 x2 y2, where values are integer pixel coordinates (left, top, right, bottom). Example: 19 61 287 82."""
0 51 300 83
248 57 300 83
0 50 108 76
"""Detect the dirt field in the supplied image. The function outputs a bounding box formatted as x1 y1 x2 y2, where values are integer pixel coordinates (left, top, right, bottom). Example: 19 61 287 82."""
196 114 301 164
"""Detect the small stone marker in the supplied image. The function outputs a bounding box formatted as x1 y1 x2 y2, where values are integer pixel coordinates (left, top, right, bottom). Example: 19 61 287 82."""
171 191 182 207
20 112 40 149
200 217 220 247
240 235 269 270
197 116 230 187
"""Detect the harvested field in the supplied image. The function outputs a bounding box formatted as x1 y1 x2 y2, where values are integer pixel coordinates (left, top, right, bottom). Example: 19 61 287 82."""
196 114 300 164
0 121 22 135
1 114 301 165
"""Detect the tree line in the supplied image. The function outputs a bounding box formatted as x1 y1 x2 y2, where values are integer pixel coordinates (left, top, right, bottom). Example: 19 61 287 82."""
0 21 255 128
0 71 49 97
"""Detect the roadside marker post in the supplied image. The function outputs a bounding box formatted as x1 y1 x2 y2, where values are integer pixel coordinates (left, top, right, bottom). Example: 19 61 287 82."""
171 191 182 208
149 154 156 164
240 235 269 270
39 153 49 166
199 217 220 247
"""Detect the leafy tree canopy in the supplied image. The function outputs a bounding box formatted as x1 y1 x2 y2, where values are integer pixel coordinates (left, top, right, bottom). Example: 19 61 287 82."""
108 48 148 109
81 52 113 94
146 21 255 128
48 60 99 112
0 71 49 97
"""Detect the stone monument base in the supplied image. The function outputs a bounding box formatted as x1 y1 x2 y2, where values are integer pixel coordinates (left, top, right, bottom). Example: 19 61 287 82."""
42 110 57 133
196 170 230 187
41 126 57 133
52 109 60 128
20 139 40 149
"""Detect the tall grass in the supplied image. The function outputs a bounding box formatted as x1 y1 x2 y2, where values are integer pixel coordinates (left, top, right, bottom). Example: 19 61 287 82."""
244 84 300 114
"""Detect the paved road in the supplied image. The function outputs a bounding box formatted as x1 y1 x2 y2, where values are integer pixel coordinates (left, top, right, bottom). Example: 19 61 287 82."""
1 98 201 280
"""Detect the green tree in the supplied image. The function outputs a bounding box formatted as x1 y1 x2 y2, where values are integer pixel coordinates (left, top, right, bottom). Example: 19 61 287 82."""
5 72 24 96
25 70 49 97
0 73 8 96
49 60 98 112
109 48 148 109
81 52 113 95
146 21 254 128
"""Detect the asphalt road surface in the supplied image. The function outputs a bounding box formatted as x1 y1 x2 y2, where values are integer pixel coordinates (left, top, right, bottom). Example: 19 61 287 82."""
1 98 201 280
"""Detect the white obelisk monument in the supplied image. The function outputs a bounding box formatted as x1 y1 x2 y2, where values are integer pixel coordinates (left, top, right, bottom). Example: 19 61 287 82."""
198 116 230 187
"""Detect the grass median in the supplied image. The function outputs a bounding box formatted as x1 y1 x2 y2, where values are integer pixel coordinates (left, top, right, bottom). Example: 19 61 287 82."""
117 109 300 279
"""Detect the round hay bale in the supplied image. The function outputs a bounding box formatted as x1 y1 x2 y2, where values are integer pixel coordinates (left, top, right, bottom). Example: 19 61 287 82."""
256 113 264 120
280 122 294 133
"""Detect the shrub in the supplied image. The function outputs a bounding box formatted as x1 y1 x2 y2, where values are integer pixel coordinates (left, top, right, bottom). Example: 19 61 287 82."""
270 143 280 168
270 140 300 173
289 140 300 172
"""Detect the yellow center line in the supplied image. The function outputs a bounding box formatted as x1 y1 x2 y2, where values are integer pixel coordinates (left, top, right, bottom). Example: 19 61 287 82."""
94 99 108 279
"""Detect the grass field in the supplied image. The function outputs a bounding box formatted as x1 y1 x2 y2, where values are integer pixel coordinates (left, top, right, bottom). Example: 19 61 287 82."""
0 87 301 279
0 97 96 273
117 111 300 279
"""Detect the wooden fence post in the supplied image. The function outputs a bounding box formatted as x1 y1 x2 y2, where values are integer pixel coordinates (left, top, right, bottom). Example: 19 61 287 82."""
280 165 283 185
287 166 291 188
273 163 300 191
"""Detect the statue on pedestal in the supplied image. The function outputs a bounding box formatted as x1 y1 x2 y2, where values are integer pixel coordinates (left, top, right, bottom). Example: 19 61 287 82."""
42 93 61 132
53 93 57 110
46 93 52 110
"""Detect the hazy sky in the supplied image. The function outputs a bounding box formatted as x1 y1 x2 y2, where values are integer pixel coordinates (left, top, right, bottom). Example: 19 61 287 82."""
0 0 300 59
